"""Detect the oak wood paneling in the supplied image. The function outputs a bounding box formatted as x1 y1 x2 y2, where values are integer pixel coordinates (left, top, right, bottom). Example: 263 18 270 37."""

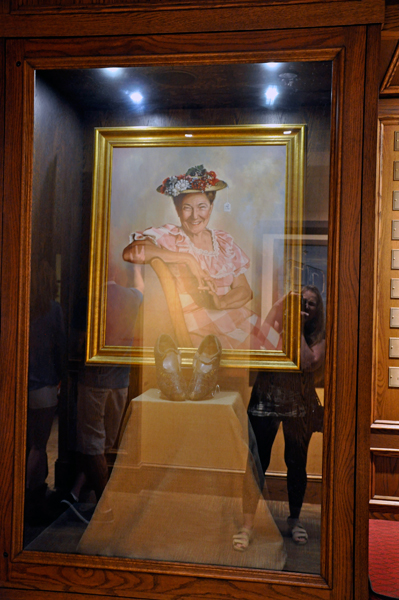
372 452 399 499
0 0 385 38
369 107 399 519
383 1 399 33
9 0 360 11
0 40 25 580
0 38 4 362
374 120 399 422
355 23 380 600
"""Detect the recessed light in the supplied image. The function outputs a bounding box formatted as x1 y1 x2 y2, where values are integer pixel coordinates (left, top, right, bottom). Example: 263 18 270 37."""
263 62 281 70
104 68 123 76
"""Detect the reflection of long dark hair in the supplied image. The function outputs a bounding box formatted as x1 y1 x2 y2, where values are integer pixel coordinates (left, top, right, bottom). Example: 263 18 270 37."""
302 285 325 348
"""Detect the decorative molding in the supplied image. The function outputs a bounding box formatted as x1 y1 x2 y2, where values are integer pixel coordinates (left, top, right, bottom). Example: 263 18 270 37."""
370 498 399 507
8 0 360 14
381 40 399 94
371 447 399 456
371 420 399 431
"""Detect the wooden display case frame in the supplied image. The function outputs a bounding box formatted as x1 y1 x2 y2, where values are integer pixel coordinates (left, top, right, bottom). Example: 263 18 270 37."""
0 14 381 600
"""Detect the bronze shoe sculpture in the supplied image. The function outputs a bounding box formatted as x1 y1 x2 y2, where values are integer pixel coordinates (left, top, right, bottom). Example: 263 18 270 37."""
154 334 186 401
187 334 222 401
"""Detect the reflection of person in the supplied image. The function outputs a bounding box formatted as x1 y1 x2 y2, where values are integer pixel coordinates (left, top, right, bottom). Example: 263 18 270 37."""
122 165 279 351
26 260 66 525
59 274 144 523
235 285 325 549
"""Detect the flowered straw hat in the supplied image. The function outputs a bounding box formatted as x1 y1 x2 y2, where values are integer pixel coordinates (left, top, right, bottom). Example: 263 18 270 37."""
156 165 227 197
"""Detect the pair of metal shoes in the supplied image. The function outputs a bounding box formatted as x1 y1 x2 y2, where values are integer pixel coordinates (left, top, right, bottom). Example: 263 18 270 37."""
154 333 222 401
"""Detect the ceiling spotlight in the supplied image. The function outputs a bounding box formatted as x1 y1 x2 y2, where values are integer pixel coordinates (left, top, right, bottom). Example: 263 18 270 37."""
129 91 143 104
263 62 281 70
104 67 123 76
265 86 279 106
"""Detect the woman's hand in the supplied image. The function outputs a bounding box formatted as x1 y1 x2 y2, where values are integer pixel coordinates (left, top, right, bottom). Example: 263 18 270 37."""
265 291 299 333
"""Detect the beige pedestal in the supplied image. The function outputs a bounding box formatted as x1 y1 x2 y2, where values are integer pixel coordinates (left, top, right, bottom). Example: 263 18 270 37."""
122 388 248 471
78 388 286 570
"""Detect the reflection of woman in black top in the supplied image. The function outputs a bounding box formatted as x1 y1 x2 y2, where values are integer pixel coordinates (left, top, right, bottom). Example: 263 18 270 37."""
234 286 325 550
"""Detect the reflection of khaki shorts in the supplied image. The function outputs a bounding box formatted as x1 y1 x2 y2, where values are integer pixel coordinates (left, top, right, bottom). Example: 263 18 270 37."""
28 385 58 409
76 383 128 455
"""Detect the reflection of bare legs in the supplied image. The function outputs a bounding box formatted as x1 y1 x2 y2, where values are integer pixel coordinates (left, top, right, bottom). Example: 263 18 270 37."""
233 421 269 551
233 456 263 551
26 405 57 491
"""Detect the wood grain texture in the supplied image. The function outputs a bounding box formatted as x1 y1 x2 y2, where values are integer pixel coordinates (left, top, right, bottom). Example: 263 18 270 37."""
371 430 399 447
0 39 25 581
379 38 398 88
21 29 345 62
0 0 385 38
0 39 4 404
384 3 399 32
8 0 366 12
0 576 331 600
328 25 366 600
370 105 399 520
374 120 399 423
372 452 399 499
380 40 399 94
379 98 399 118
0 35 8 583
355 23 380 600
370 510 399 519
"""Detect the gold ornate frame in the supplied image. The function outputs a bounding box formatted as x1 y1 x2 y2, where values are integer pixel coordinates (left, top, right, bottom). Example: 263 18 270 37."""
86 125 305 369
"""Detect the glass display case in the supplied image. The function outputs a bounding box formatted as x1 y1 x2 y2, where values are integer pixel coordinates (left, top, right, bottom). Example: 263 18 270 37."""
0 7 382 599
24 62 331 574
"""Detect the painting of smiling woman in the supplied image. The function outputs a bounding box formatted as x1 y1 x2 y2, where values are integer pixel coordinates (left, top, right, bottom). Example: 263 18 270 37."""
122 165 279 352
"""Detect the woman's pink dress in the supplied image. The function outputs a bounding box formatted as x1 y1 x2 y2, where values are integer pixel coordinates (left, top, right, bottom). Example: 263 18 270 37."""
130 224 280 351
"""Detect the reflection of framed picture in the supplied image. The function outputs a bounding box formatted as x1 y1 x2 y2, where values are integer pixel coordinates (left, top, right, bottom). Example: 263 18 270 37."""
262 232 328 317
86 125 305 369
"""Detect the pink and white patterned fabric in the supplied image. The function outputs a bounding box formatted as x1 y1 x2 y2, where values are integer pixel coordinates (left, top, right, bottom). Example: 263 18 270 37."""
130 224 281 351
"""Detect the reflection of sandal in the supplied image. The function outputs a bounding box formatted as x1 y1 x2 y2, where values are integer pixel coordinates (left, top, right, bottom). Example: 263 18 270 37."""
287 518 308 545
233 527 253 551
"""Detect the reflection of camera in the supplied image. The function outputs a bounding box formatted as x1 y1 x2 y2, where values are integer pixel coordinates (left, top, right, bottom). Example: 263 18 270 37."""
301 296 307 312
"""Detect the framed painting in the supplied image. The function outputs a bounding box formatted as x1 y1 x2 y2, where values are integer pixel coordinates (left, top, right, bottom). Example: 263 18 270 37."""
86 125 305 369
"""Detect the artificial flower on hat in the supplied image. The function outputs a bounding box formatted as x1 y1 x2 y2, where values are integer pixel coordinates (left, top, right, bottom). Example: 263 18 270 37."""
157 165 227 197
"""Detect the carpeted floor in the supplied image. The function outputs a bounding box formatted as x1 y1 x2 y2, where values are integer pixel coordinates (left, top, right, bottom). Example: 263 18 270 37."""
369 519 399 600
